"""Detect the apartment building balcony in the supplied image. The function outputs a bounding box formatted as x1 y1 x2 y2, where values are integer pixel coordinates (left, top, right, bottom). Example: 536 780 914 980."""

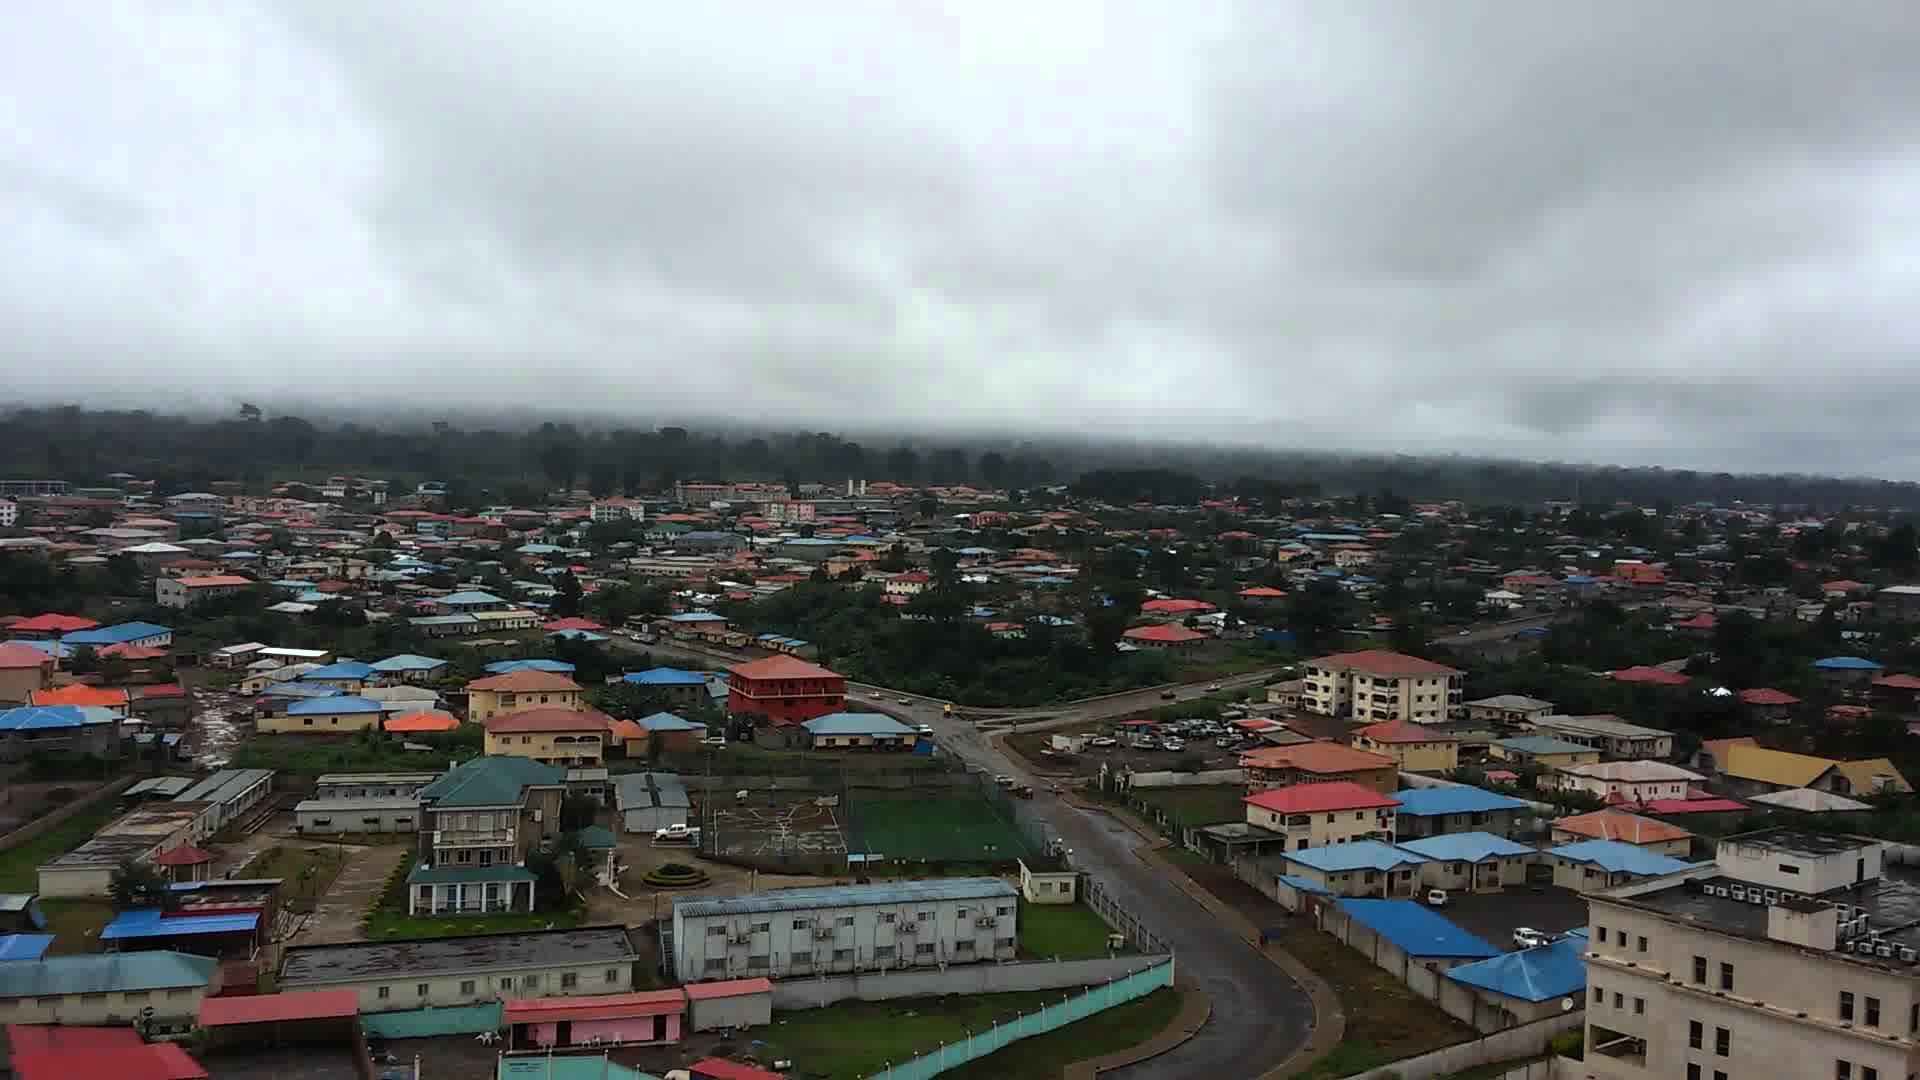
434 828 517 848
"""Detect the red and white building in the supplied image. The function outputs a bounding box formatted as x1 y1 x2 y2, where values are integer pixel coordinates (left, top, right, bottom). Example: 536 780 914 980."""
726 655 847 726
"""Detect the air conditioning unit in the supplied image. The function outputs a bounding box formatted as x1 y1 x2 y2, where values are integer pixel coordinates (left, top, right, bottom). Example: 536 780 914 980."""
1763 890 1778 903
975 916 996 927
731 933 751 945
898 922 917 934
1730 886 1746 900
1900 948 1917 964
1877 944 1894 958
813 929 834 940
432 830 442 844
1748 892 1764 905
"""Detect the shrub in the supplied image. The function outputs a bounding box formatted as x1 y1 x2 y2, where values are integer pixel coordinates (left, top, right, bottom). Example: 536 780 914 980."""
1550 1030 1584 1060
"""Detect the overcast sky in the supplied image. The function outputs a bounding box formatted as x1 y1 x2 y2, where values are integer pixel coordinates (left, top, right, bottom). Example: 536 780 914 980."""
5 3 1920 475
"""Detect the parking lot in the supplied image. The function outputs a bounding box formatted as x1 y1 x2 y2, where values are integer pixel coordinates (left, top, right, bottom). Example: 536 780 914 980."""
1010 718 1253 778
1436 885 1591 950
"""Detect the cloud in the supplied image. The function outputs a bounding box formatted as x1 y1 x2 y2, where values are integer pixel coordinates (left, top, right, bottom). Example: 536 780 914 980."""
3 2 1920 475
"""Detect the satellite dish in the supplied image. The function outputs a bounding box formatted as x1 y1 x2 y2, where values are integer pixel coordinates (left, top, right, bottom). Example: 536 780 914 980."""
1561 998 1574 1012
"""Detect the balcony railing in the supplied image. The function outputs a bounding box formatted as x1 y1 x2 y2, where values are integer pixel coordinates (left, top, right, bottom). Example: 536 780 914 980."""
435 829 516 847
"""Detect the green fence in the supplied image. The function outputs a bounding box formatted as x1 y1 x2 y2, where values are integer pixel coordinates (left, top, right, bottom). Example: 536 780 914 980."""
858 958 1176 1080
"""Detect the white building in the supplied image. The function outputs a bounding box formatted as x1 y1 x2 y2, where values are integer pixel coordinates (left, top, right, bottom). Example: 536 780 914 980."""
1581 828 1920 1080
670 878 1019 983
278 926 637 1014
1548 761 1705 804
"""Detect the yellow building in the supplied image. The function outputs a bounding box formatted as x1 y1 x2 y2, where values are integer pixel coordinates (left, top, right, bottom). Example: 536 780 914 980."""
1301 649 1464 724
465 670 584 723
1242 781 1401 852
481 708 611 767
1350 718 1460 773
257 696 384 734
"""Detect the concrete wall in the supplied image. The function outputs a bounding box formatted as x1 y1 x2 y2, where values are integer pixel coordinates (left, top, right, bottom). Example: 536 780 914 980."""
1345 1012 1584 1080
689 990 772 1031
769 954 1168 1010
1125 769 1244 789
0 776 134 855
298 805 419 834
0 983 209 1029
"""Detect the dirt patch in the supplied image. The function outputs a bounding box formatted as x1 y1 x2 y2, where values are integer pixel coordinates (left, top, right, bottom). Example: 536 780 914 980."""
188 686 252 768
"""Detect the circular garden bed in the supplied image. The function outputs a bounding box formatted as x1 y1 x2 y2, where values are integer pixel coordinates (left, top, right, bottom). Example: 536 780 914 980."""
642 862 712 888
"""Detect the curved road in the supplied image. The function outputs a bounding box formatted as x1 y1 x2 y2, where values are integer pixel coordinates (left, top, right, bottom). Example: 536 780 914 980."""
853 684 1316 1078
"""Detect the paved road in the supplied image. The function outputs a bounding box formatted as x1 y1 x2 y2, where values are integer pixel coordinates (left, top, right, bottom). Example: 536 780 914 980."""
874 691 1316 1078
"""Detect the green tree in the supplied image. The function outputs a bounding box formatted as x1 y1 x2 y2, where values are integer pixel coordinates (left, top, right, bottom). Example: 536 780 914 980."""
108 859 177 911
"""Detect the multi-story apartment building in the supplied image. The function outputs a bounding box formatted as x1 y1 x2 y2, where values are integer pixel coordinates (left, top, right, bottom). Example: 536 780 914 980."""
408 756 566 915
725 655 847 726
669 878 1019 983
1302 649 1464 724
1578 828 1920 1080
482 708 611 767
1351 719 1461 773
465 670 584 722
1241 782 1401 852
154 574 255 609
1240 742 1400 795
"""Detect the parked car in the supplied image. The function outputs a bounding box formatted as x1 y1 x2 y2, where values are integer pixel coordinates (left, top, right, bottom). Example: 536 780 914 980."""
702 735 727 748
914 724 934 735
1089 736 1117 748
654 823 700 842
897 697 912 705
1160 690 1177 700
1512 927 1552 950
994 775 1017 788
1425 889 1450 908
1161 737 1185 752
1206 683 1222 692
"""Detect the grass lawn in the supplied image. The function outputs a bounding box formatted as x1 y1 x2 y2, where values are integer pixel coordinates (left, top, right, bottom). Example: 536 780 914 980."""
1016 899 1118 959
360 907 585 940
39 898 113 954
0 802 123 892
1278 926 1472 1079
757 987 1181 1079
849 797 1033 862
1132 786 1246 827
244 844 349 914
944 986 1184 1079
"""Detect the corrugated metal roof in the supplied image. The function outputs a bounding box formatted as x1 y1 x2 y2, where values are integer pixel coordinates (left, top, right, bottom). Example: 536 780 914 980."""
101 909 259 940
359 1002 503 1039
286 695 383 715
172 768 274 806
1394 832 1535 863
673 877 1015 919
0 951 217 997
417 756 565 808
0 934 53 960
638 711 706 732
1283 840 1427 874
1548 839 1696 876
199 988 360 1026
800 712 915 737
1446 929 1590 1002
1336 899 1500 959
1389 787 1528 816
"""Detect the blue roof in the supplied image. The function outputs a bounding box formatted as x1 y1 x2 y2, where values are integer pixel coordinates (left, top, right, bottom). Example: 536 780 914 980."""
0 951 216 996
303 661 375 681
286 695 384 716
1276 875 1332 896
62 621 171 645
485 659 576 674
100 908 260 940
259 683 342 700
803 712 916 737
665 611 728 623
1446 929 1590 1002
548 629 608 642
1548 839 1695 876
1390 787 1529 817
370 654 447 672
1336 899 1500 959
0 706 117 731
637 711 706 732
437 590 507 606
0 934 53 960
1395 832 1536 863
674 877 1015 918
623 667 707 687
1284 841 1428 874
1814 656 1883 670
1493 736 1596 757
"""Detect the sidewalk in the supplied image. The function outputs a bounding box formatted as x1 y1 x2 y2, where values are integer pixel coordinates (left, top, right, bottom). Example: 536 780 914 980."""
1064 792 1345 1079
1061 976 1211 1079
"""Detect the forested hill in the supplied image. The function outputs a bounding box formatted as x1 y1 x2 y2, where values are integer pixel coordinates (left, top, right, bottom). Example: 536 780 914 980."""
2 403 1918 510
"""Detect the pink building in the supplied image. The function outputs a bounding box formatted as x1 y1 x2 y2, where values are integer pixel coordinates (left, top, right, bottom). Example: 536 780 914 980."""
505 990 688 1050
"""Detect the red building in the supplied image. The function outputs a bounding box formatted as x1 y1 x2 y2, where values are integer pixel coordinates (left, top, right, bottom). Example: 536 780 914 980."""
726 655 846 726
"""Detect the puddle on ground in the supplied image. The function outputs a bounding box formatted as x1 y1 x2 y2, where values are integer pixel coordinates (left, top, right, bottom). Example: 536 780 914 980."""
189 687 250 768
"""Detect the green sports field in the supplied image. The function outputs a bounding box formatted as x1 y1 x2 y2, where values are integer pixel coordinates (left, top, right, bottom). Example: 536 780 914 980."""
848 796 1036 862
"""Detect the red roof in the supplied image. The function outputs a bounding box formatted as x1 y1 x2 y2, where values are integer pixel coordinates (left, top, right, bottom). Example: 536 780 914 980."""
6 1025 144 1053
482 708 611 734
1141 598 1216 614
1640 797 1748 814
1123 624 1208 643
155 844 213 866
101 643 169 661
1873 674 1920 691
28 685 129 707
466 670 582 692
1824 580 1868 592
9 613 97 633
1738 687 1801 705
1238 586 1288 598
1244 781 1400 814
11 1044 206 1080
729 655 842 681
690 1060 787 1080
199 989 359 1027
1353 719 1459 744
385 711 461 733
176 575 253 588
1308 649 1461 677
1670 613 1716 630
1610 666 1689 686
503 989 687 1025
541 617 606 632
135 683 187 698
683 977 774 1000
0 643 51 669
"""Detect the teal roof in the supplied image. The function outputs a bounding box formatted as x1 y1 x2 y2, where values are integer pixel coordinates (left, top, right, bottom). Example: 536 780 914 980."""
418 755 566 808
407 864 538 886
499 1056 659 1080
361 1002 502 1039
573 825 617 850
0 951 216 998
802 712 914 737
638 711 706 732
